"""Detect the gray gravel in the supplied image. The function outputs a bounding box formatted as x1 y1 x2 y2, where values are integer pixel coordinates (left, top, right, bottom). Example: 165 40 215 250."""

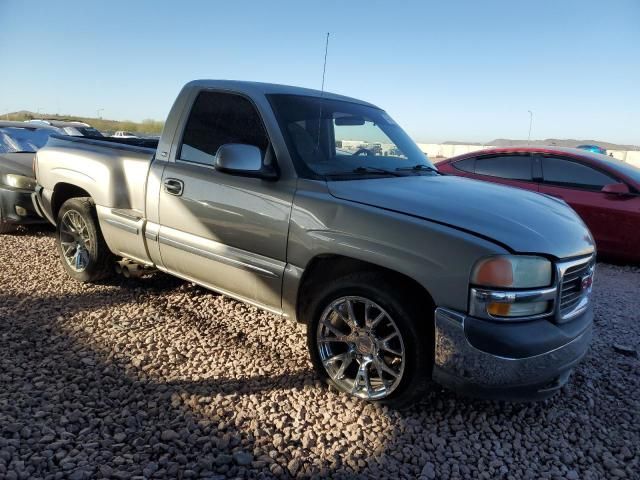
1 228 639 479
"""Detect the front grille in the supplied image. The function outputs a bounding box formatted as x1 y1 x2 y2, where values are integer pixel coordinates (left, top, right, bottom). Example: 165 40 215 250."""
558 257 594 319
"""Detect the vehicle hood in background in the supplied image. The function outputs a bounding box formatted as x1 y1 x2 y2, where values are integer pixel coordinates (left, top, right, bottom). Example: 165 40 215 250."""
327 175 595 259
0 152 35 177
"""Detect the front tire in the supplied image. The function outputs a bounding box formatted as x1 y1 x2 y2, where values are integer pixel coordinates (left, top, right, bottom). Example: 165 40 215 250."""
306 271 433 408
56 197 114 282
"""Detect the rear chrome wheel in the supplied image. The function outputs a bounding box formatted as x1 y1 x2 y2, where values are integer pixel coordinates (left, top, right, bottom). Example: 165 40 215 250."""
56 197 114 282
317 296 406 400
59 210 92 272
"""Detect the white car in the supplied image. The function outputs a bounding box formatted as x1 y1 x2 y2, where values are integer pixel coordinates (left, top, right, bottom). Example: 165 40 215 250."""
112 131 138 139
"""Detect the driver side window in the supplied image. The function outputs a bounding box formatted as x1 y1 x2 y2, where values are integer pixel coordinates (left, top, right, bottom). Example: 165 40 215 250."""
179 91 270 166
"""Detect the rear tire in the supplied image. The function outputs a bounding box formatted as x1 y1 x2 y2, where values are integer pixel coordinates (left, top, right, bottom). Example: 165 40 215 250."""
305 271 433 408
56 197 114 282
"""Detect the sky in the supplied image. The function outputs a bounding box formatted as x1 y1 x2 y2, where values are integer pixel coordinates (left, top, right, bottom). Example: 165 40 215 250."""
1 0 639 145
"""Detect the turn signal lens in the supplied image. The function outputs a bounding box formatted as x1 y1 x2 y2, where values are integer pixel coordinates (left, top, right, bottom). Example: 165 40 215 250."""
487 301 549 318
474 257 513 287
472 255 552 289
487 302 512 316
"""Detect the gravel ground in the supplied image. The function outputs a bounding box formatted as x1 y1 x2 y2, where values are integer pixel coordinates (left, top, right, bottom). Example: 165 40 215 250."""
1 228 639 480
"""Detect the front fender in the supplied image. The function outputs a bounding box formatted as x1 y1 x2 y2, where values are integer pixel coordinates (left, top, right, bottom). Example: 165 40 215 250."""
286 183 507 314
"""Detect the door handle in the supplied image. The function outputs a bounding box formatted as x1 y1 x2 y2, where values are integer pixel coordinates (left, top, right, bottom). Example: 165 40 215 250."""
164 178 184 196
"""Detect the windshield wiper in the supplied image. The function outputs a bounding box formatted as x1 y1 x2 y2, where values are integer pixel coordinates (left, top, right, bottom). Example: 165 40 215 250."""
354 166 402 176
325 166 402 177
395 164 441 174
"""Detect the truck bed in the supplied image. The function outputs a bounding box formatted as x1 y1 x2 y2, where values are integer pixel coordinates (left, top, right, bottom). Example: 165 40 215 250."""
35 134 162 264
50 133 159 152
36 134 157 217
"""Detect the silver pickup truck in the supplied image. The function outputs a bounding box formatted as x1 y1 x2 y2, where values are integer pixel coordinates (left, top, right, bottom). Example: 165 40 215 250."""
34 80 595 406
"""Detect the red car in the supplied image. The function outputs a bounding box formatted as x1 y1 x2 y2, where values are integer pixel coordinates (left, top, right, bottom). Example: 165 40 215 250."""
438 147 640 263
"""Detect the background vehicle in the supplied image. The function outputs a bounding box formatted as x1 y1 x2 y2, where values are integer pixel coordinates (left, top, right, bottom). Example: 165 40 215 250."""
112 131 138 138
34 81 595 406
27 119 104 137
576 144 607 155
438 147 640 263
0 121 60 233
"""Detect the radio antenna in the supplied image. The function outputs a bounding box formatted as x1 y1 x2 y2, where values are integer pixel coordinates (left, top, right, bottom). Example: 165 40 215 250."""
315 33 330 152
321 32 330 93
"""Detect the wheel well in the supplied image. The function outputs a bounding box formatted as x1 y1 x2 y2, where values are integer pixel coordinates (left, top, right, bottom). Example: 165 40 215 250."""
52 183 92 219
296 254 435 323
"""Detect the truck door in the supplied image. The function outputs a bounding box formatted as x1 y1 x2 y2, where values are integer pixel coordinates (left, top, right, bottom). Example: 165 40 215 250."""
157 90 295 312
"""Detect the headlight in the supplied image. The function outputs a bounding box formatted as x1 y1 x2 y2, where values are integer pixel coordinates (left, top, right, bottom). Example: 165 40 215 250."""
470 255 555 320
1 174 37 190
471 255 552 289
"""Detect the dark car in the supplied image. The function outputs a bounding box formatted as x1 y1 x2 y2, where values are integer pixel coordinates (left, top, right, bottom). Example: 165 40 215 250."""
0 121 60 233
438 147 640 263
27 119 104 137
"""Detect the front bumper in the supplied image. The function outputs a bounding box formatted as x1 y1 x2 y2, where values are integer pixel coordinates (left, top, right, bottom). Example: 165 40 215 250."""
0 185 47 226
432 306 593 401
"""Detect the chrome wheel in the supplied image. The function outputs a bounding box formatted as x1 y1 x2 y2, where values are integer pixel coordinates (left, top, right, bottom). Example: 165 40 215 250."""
59 210 91 272
317 296 406 400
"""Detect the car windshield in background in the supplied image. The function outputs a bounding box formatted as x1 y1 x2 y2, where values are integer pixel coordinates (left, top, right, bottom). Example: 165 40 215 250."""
62 126 103 137
78 127 103 137
268 94 434 178
0 127 53 154
592 152 640 185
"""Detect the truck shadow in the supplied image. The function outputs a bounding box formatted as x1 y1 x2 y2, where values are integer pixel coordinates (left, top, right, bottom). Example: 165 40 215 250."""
0 273 632 479
0 280 458 479
0 286 313 478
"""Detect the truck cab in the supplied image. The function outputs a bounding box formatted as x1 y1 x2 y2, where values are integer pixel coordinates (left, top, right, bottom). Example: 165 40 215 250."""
34 80 595 406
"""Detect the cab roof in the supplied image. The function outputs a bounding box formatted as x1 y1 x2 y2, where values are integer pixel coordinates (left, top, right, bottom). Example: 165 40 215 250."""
185 79 380 109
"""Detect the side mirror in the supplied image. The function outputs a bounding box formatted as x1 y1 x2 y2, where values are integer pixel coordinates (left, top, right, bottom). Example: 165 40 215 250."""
601 182 631 195
215 143 278 180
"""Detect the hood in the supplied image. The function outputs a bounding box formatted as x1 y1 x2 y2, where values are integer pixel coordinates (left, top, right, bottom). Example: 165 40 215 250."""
0 152 35 177
327 175 595 259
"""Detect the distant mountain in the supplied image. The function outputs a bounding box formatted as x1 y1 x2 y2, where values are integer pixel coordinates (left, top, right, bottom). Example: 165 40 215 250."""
442 139 639 150
4 110 33 116
441 140 484 145
2 111 164 135
485 139 639 151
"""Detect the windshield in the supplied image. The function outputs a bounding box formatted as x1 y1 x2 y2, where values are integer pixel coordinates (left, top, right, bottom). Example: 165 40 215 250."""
0 127 54 154
268 94 434 178
588 152 640 185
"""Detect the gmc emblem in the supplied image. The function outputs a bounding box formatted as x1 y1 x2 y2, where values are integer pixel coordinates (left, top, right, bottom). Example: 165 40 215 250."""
581 274 593 291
